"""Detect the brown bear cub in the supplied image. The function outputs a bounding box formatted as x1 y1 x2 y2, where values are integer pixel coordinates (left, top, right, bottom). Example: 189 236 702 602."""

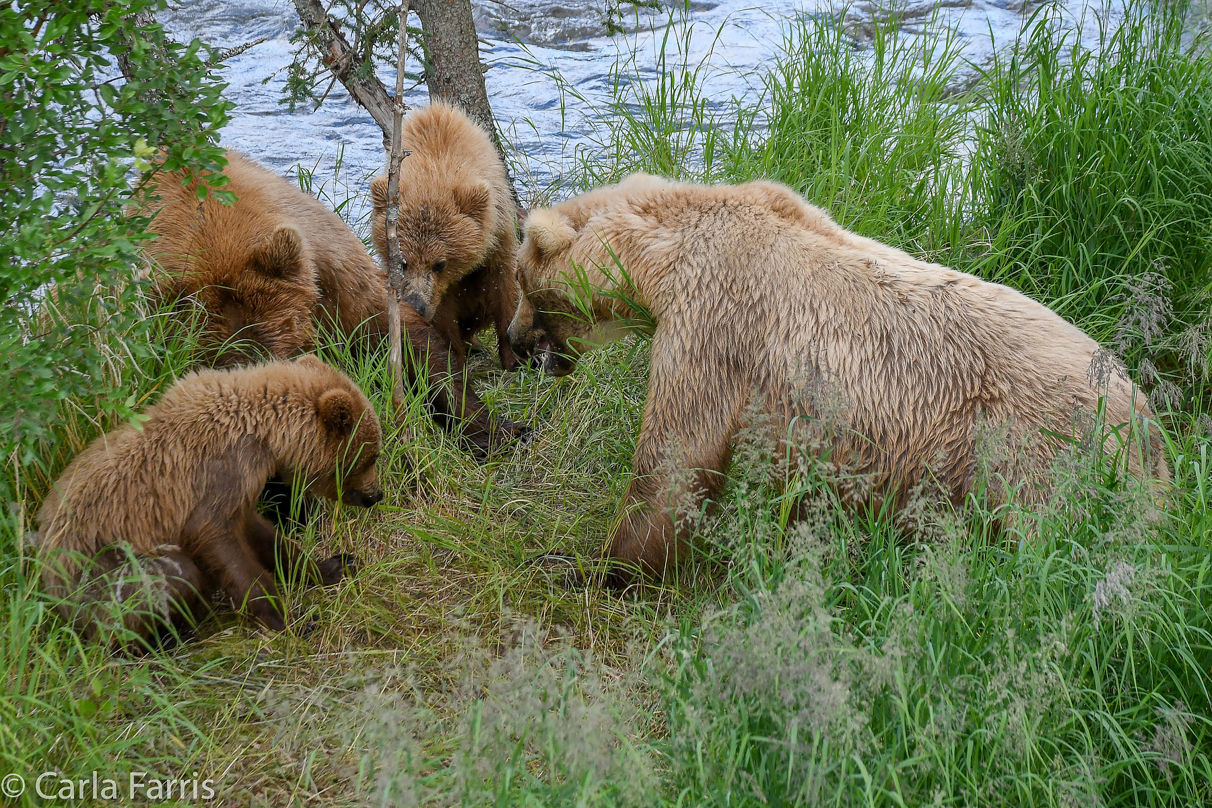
510 174 1170 584
370 100 523 374
139 150 523 452
33 356 382 645
140 154 321 366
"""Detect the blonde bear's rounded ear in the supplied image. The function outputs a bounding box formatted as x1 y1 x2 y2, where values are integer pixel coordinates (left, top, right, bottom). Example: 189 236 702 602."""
524 209 576 258
370 175 390 211
295 354 327 371
317 389 356 435
253 225 304 278
620 171 657 187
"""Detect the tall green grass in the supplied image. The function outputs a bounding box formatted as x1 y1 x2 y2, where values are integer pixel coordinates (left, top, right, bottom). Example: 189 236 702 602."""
722 10 969 253
1 311 222 801
661 421 1212 806
970 3 1212 385
4 1 1212 805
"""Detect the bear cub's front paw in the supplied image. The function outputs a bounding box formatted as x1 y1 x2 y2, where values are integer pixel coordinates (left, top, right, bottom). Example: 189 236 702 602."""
317 553 359 586
467 418 532 460
500 418 531 444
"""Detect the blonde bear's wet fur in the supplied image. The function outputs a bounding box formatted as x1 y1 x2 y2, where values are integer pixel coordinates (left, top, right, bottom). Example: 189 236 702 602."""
508 174 1170 583
33 356 383 645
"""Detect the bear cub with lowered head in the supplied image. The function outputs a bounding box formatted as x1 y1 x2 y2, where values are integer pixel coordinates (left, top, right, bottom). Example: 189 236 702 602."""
139 150 523 451
34 355 383 645
139 151 328 365
509 174 1170 584
370 101 523 372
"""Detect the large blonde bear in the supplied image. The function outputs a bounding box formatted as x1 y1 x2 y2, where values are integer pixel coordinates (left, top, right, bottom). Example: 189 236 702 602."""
508 174 1169 583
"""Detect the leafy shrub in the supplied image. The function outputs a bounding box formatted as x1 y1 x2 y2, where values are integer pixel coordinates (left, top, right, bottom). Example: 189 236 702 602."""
0 2 230 502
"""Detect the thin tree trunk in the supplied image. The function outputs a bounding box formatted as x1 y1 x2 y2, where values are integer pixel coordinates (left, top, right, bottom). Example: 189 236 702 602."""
290 0 411 406
413 0 518 205
384 2 411 412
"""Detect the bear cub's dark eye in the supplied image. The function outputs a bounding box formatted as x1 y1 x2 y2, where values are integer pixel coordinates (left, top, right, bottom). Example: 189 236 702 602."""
432 259 447 273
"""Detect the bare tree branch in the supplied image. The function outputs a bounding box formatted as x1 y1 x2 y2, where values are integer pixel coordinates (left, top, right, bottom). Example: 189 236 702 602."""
114 11 266 80
291 0 396 147
383 0 411 411
209 36 269 65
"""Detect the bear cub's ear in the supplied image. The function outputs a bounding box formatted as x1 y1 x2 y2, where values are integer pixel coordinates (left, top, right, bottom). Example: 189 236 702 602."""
454 181 492 222
524 209 576 258
370 175 390 212
253 226 305 279
317 389 357 435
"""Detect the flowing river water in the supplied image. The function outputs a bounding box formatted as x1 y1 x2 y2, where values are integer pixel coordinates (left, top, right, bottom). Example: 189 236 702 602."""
161 0 1107 219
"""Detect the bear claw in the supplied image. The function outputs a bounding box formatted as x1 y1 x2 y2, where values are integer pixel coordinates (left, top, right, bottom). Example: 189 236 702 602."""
502 420 532 444
466 419 533 460
295 615 321 638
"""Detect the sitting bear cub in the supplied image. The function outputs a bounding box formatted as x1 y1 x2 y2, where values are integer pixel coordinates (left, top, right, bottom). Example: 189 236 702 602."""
33 356 382 645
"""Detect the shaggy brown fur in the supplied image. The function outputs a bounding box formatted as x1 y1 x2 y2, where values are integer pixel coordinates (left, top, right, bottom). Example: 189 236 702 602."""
139 151 523 452
140 155 320 364
509 174 1171 582
33 356 383 644
369 101 522 372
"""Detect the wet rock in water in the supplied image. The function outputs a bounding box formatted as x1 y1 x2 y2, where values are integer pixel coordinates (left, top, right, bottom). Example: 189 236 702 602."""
473 0 718 50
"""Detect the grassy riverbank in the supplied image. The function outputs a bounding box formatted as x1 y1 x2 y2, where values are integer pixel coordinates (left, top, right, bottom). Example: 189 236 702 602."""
3 2 1211 806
